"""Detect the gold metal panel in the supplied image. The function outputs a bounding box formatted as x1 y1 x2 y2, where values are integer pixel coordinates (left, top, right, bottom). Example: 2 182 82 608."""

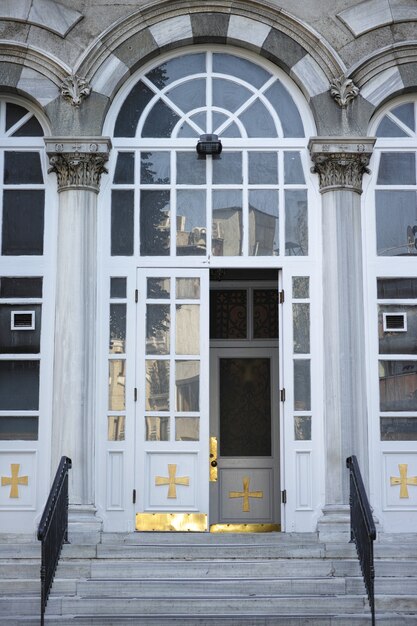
155 464 190 499
210 523 280 533
229 476 263 512
1 463 28 498
136 513 207 532
390 463 417 498
209 436 218 482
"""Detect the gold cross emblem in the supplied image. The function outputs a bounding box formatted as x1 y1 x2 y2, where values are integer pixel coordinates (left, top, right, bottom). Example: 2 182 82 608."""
229 476 263 512
1 464 29 498
155 464 189 499
390 464 417 498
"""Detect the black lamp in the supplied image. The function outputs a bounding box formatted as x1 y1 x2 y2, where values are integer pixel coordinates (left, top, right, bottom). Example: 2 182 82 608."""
196 134 222 158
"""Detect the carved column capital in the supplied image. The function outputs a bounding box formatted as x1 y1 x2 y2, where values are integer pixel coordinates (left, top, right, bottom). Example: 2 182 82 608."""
308 137 376 194
45 137 112 193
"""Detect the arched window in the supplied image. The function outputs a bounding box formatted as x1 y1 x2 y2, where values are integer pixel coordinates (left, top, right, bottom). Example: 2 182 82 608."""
108 50 312 261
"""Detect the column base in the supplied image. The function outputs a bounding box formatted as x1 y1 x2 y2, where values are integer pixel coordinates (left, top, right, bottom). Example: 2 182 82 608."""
68 504 102 544
317 505 351 542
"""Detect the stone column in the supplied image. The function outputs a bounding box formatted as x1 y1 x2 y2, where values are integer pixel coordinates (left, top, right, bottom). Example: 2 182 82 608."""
309 138 375 540
45 138 111 540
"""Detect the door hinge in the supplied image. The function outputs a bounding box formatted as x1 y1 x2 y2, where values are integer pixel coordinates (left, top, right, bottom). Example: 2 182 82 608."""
280 388 286 402
135 289 138 303
279 289 285 304
134 387 137 402
281 489 287 504
132 489 136 504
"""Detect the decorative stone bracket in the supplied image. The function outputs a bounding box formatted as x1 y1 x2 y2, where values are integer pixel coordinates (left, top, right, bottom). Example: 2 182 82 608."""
330 76 359 108
308 137 376 194
45 138 112 193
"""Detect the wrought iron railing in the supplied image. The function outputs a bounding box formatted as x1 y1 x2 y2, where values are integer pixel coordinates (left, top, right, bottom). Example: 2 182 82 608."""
346 455 376 626
37 456 72 626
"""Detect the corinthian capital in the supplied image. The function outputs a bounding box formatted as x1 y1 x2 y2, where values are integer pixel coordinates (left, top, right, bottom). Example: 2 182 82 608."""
308 138 376 194
45 137 112 193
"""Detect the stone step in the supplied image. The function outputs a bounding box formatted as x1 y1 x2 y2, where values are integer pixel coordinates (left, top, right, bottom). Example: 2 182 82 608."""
100 532 320 545
0 578 75 596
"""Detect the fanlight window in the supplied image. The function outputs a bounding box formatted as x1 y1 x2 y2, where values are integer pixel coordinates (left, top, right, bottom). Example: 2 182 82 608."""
111 51 309 259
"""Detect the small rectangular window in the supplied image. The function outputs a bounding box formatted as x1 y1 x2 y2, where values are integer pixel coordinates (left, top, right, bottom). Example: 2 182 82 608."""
11 310 35 330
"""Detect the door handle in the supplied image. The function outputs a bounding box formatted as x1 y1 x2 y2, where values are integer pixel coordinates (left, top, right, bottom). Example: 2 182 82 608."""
210 436 218 482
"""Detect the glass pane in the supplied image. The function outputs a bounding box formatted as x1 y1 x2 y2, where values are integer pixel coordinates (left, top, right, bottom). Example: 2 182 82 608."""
108 416 125 441
292 277 309 299
0 416 38 440
376 191 417 256
146 416 170 441
146 54 205 88
249 190 279 256
146 304 170 354
140 152 170 184
381 417 417 441
175 417 199 441
176 361 199 411
213 54 271 88
294 359 311 411
379 360 417 411
6 103 28 131
167 79 205 112
114 81 154 137
176 190 206 256
376 116 409 138
111 190 134 256
113 152 134 184
248 152 278 184
392 103 415 131
239 100 277 138
142 99 180 138
253 289 278 339
2 190 44 255
140 190 170 256
285 189 308 256
212 78 251 112
265 81 304 138
176 278 200 299
110 304 126 354
110 277 126 299
0 277 42 298
147 278 170 299
294 416 311 440
377 278 417 299
0 304 41 353
220 358 271 456
377 153 416 185
212 152 242 184
284 152 305 184
293 304 310 353
176 304 199 354
379 305 417 354
0 361 39 410
212 190 242 256
177 152 205 185
13 117 43 137
108 360 126 410
145 360 169 411
210 289 247 339
4 152 43 184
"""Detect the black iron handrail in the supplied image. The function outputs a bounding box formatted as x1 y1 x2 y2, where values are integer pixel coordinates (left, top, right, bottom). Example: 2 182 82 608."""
346 455 376 626
37 456 72 626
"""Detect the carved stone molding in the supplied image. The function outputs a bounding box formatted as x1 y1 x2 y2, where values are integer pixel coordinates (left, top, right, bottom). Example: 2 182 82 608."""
61 74 92 107
330 76 359 108
45 138 111 193
308 138 376 194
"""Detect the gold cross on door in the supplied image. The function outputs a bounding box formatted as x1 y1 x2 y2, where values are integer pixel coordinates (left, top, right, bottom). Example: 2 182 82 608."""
229 476 263 512
155 464 190 499
1 464 29 498
390 464 417 498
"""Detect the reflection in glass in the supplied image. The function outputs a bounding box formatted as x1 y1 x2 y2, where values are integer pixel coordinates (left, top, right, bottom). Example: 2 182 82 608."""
146 416 169 441
376 191 417 256
167 79 205 112
0 416 38 440
249 190 279 256
285 190 308 256
108 416 125 441
146 304 170 354
175 417 199 441
292 277 309 299
111 190 134 256
4 152 43 184
212 190 242 256
377 278 417 299
213 54 271 88
140 152 170 184
147 278 170 299
284 152 305 184
210 290 247 339
0 361 39 410
293 304 310 353
177 152 206 184
376 103 414 137
142 99 180 138
213 153 242 184
176 278 200 299
294 360 311 411
379 360 417 411
377 152 416 185
253 290 278 339
114 81 154 137
294 416 311 440
176 190 206 255
265 81 305 138
176 361 199 411
113 152 134 184
110 277 126 299
378 305 417 354
110 304 126 354
248 152 278 184
145 360 169 411
239 100 277 137
140 190 170 256
146 54 205 88
381 417 417 441
212 79 251 113
2 190 44 255
108 360 126 410
176 305 199 354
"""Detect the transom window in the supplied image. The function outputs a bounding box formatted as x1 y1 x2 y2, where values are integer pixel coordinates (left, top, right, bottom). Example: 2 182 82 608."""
109 50 310 261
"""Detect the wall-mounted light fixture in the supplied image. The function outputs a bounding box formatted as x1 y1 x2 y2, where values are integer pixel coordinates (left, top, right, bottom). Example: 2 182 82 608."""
196 134 222 159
